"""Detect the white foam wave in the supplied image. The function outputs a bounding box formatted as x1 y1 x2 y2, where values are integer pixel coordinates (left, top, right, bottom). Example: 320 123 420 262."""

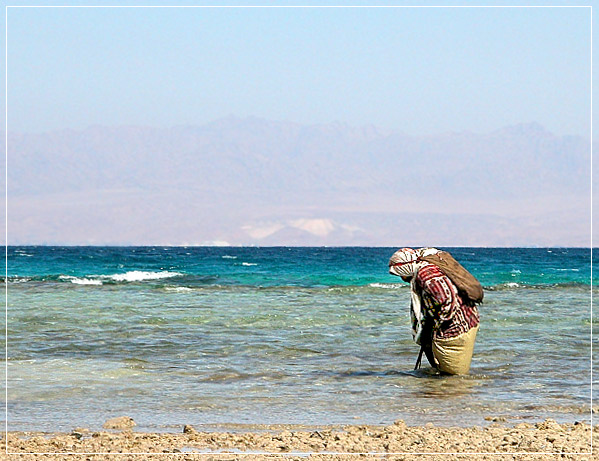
242 262 257 266
505 282 520 288
72 278 103 286
222 255 237 259
59 275 103 286
9 277 31 284
368 283 404 289
165 286 193 292
107 271 182 282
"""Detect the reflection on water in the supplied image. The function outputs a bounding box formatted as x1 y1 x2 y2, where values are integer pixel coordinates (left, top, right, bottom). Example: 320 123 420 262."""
416 373 485 399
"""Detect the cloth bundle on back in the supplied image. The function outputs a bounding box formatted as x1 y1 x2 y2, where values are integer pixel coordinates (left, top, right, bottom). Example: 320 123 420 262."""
389 247 482 375
420 252 484 304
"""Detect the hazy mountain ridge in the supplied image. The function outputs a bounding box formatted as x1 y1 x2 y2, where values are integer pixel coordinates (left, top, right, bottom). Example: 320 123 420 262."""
9 117 589 198
4 117 592 245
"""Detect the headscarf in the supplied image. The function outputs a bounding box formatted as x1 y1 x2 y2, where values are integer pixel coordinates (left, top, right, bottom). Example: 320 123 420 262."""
388 247 441 344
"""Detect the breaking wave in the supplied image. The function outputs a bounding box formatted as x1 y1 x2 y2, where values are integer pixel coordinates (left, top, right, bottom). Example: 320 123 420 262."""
106 271 182 282
164 286 194 293
367 283 405 290
59 276 103 286
5 271 184 286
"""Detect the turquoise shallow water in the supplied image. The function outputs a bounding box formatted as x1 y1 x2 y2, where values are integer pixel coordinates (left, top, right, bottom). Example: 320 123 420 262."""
2 247 595 432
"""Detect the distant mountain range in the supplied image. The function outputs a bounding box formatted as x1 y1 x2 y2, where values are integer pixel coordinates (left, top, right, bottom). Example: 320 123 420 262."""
4 117 592 246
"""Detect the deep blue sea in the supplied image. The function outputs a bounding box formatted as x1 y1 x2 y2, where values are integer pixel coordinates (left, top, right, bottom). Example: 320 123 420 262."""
3 246 596 432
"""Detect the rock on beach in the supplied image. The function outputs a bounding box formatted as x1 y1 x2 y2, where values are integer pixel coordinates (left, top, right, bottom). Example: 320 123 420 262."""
103 416 136 430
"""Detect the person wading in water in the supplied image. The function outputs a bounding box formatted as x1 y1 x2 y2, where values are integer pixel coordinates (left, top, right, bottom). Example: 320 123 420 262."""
388 247 483 375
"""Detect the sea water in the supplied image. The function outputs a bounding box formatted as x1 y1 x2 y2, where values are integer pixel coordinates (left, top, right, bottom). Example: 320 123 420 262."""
2 247 595 432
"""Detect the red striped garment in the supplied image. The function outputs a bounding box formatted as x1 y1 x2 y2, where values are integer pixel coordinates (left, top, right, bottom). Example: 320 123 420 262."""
415 263 479 340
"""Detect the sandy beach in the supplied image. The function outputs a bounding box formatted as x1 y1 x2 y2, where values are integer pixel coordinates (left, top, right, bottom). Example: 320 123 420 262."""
1 418 596 460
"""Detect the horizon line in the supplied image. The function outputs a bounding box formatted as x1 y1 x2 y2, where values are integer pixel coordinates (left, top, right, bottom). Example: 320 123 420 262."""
1 118 590 140
3 244 594 249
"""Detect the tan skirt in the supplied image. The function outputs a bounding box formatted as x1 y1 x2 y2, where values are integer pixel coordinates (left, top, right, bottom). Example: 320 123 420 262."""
432 325 479 375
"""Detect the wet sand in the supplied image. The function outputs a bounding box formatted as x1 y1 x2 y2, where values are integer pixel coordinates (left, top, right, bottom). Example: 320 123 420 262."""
1 418 596 460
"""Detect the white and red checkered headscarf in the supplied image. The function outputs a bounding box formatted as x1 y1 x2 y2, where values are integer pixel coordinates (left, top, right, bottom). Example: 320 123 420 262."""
388 247 440 344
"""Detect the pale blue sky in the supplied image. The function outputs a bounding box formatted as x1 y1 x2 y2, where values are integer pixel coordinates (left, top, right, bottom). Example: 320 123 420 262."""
4 4 593 137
